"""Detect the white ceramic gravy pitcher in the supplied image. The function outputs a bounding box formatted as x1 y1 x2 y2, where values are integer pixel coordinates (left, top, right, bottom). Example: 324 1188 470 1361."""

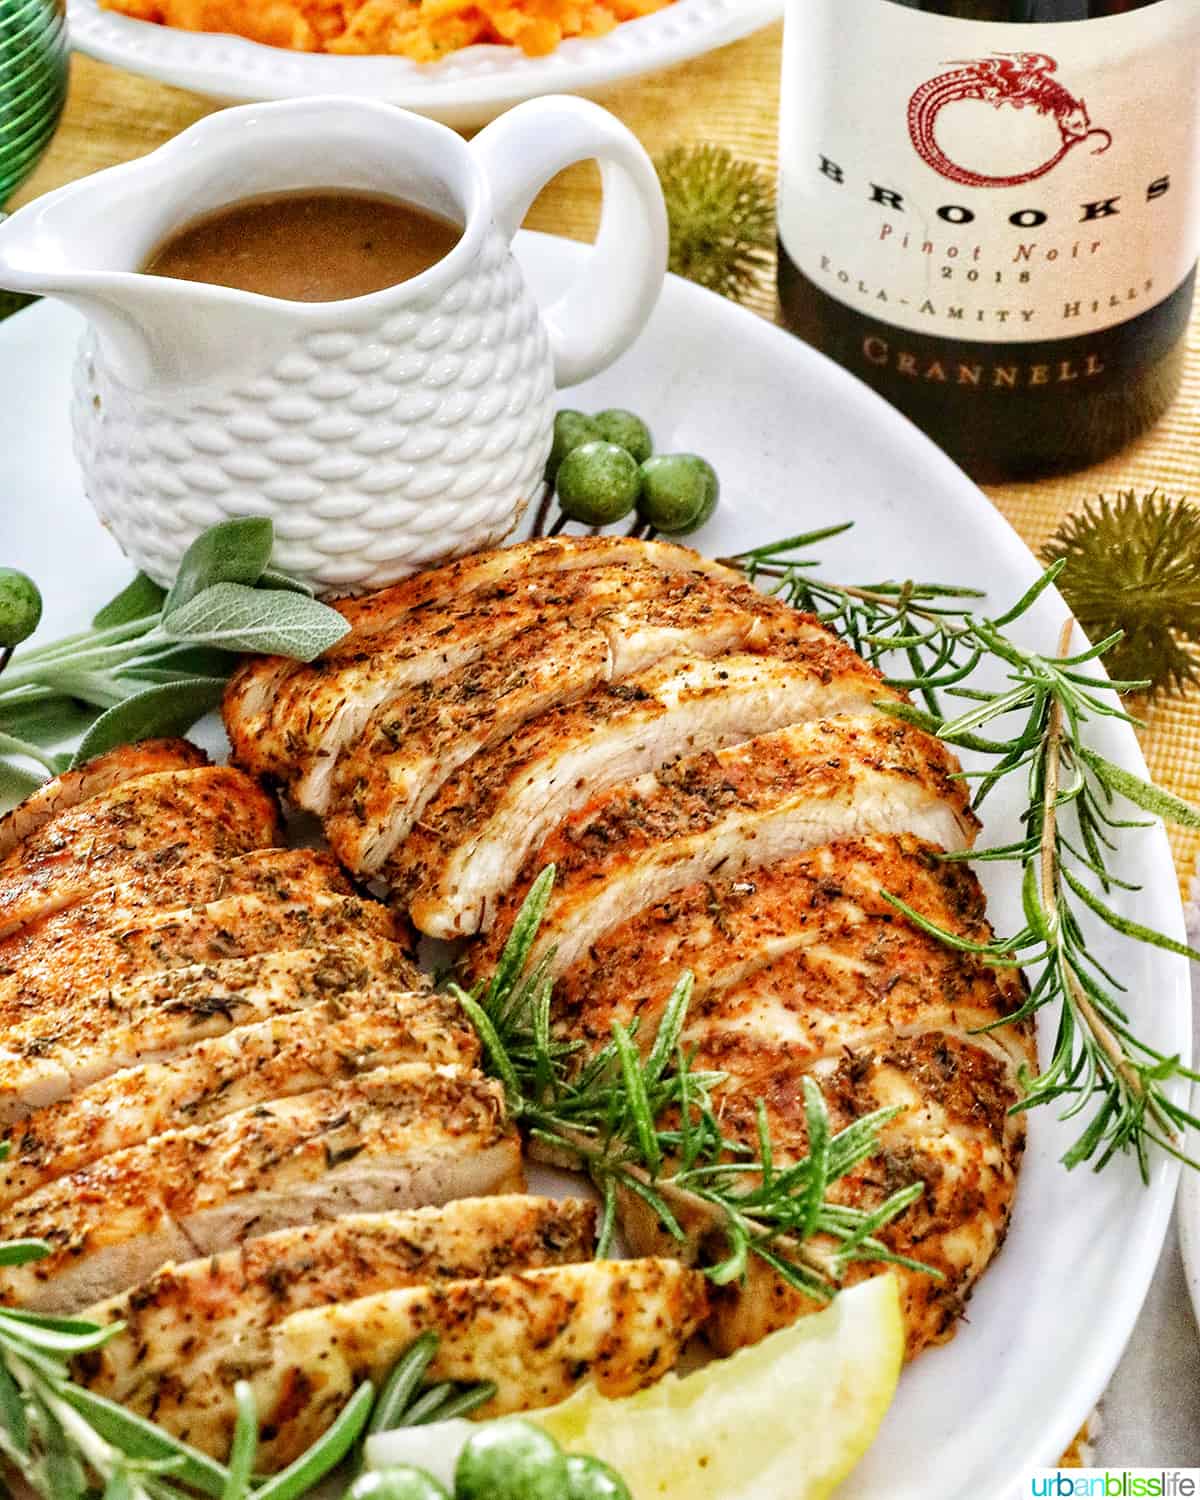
0 95 667 592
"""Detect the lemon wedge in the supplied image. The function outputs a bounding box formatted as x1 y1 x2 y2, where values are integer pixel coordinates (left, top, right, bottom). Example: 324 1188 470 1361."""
532 1273 904 1500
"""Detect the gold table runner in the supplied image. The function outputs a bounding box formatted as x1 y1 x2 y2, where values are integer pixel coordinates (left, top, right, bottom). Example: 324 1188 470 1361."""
12 26 1200 887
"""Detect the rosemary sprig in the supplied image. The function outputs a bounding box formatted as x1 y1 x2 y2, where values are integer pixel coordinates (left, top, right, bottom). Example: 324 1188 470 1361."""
727 529 1200 1179
723 524 984 716
450 869 932 1303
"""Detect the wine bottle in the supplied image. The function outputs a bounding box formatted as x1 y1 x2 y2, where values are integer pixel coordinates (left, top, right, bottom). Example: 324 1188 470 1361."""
776 0 1200 480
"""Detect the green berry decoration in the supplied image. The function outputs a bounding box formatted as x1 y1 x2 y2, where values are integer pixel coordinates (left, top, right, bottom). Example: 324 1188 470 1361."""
655 143 774 303
348 1468 450 1500
556 441 641 527
455 1419 568 1500
1041 489 1200 698
564 1453 634 1500
637 454 720 536
592 409 653 465
0 568 43 650
545 409 602 485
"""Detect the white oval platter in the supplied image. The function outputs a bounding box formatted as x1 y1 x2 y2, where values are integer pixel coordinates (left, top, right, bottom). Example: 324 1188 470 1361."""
66 0 782 127
0 230 1189 1500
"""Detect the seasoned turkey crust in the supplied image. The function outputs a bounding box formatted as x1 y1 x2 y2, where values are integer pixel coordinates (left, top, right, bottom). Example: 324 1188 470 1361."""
0 937 417 1120
395 646 900 935
0 1064 522 1312
150 1258 708 1469
0 986 476 1207
0 848 351 973
0 891 399 1051
0 740 209 859
323 598 824 877
0 765 280 938
80 1196 598 1411
233 563 780 814
223 535 738 755
545 834 1034 1358
469 713 978 962
545 833 1010 1046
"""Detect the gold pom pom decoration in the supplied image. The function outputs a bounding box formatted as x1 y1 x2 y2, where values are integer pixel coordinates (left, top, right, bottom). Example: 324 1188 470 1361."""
1041 490 1200 699
654 143 774 304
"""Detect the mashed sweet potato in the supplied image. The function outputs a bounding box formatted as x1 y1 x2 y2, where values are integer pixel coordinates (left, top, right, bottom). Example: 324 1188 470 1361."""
101 0 675 60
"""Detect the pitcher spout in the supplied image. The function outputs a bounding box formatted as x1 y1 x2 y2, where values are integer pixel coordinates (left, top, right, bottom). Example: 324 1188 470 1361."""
0 172 309 390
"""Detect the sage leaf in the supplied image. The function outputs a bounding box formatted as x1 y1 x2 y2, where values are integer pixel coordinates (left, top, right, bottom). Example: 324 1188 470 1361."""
70 679 226 767
162 583 348 661
33 1395 85 1500
119 644 234 683
0 762 42 806
102 1471 133 1500
258 566 315 598
164 518 275 616
0 696 98 748
92 572 165 630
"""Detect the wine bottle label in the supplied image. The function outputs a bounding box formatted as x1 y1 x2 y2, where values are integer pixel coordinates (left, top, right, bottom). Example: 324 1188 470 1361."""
778 0 1200 346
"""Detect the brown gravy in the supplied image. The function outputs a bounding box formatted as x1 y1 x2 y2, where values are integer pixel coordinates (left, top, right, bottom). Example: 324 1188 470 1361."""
143 190 462 302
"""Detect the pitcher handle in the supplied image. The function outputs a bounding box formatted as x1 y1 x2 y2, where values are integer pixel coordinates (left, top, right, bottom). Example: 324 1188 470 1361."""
470 96 668 388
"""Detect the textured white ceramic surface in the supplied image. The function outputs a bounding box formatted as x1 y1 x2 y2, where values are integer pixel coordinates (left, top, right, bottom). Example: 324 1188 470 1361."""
0 95 667 591
70 229 553 589
0 236 1190 1495
66 0 782 127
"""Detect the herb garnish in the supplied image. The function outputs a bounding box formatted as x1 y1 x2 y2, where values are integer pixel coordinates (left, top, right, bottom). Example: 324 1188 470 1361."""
450 868 930 1303
729 527 1200 1179
0 519 349 801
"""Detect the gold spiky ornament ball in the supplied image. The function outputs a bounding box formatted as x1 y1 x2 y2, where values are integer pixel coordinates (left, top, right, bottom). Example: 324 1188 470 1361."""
654 144 774 303
1042 490 1200 699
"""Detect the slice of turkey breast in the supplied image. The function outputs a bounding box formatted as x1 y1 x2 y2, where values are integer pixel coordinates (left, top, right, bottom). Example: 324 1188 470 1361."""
0 848 351 973
0 739 209 859
592 837 1034 1360
80 1196 598 1410
397 646 898 935
0 1064 521 1313
223 536 737 750
674 899 1032 1087
328 535 739 640
465 712 978 965
0 938 417 1121
549 834 1006 1051
324 619 612 874
144 1258 708 1469
0 986 476 1208
0 891 400 1060
228 563 769 812
325 591 844 876
630 1026 1030 1360
0 766 281 939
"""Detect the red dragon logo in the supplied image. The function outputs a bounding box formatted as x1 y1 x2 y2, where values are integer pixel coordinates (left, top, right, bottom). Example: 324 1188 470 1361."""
908 52 1113 188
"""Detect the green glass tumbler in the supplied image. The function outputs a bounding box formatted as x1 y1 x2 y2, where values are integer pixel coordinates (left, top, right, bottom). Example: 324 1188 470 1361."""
0 0 67 206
